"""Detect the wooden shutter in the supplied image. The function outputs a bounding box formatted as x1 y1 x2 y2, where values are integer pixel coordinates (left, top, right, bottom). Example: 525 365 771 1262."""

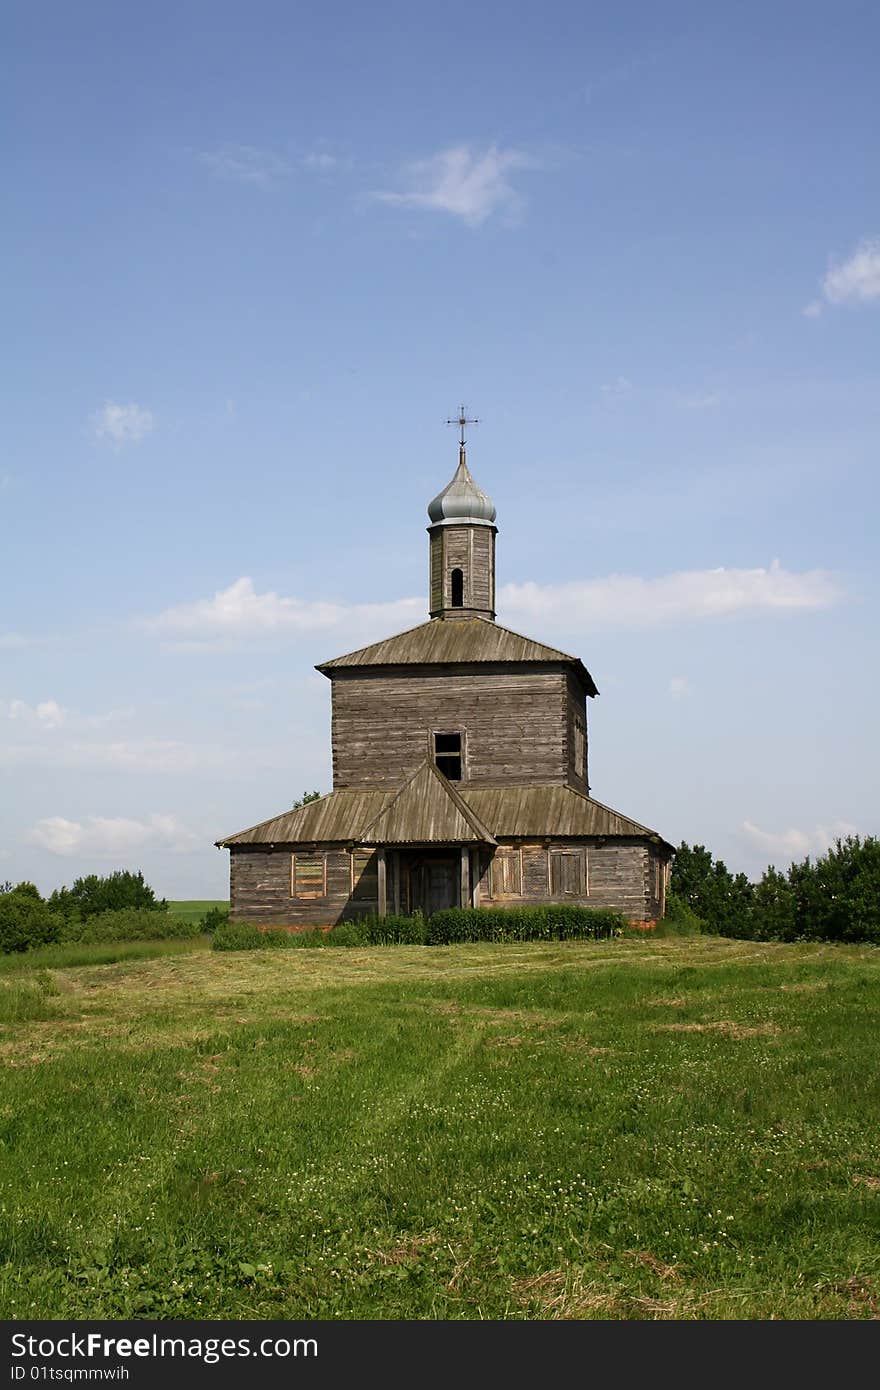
550 849 585 898
351 849 379 901
490 848 522 898
291 852 326 899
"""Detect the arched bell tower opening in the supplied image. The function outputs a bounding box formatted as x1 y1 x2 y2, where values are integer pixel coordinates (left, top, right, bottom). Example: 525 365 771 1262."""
427 409 497 621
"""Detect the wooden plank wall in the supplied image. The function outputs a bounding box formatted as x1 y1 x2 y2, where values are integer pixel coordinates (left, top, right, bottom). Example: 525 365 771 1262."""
564 670 591 793
331 668 570 788
428 525 495 615
230 837 665 926
429 534 443 613
230 846 376 927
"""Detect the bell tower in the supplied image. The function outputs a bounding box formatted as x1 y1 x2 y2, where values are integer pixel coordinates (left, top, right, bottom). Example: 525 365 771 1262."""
427 409 497 621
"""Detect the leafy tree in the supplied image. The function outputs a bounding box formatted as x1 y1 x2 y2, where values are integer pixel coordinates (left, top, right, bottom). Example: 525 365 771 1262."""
0 881 42 900
670 842 754 936
292 790 322 810
49 870 166 921
789 835 880 943
752 865 797 940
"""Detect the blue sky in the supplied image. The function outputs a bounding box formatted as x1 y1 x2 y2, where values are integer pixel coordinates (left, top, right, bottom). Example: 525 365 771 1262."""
3 1 878 897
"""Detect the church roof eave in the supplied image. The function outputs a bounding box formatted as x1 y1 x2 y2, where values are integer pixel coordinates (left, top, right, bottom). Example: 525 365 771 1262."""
316 615 598 696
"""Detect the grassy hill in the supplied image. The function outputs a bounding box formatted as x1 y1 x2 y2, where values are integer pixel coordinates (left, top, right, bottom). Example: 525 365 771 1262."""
1 935 878 1319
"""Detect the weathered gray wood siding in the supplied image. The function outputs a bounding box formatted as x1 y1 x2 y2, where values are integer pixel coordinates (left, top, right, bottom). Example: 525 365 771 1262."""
230 837 665 926
564 671 590 793
428 525 495 618
331 666 570 788
230 846 377 927
477 838 660 921
429 534 443 614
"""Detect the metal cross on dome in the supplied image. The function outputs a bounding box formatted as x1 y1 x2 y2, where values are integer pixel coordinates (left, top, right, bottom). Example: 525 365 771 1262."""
446 405 479 447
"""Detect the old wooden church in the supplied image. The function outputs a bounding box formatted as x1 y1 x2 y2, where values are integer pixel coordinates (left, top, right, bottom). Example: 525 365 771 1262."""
218 424 672 926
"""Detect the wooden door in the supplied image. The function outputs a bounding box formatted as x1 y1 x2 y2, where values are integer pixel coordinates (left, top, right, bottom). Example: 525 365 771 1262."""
426 859 458 915
408 857 459 915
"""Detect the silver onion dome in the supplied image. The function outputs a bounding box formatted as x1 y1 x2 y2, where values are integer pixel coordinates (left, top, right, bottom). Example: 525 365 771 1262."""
427 453 497 526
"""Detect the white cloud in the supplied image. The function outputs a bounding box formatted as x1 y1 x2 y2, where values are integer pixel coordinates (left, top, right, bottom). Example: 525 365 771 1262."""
2 698 67 729
26 813 199 857
0 633 37 650
499 561 843 632
668 677 692 699
741 819 859 865
373 144 536 227
142 576 422 642
2 698 134 732
140 564 843 649
807 237 880 315
92 401 155 447
200 144 290 186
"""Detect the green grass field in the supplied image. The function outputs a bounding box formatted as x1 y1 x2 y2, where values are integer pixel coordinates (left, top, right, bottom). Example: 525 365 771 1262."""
1 936 878 1319
167 900 227 924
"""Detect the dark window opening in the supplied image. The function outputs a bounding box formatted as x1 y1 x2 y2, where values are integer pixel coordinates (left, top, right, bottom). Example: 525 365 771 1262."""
450 568 464 607
434 731 462 782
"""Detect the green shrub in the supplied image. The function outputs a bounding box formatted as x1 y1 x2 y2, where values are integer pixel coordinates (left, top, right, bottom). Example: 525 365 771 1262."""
659 890 706 936
200 906 229 934
339 912 427 946
212 922 311 951
213 906 627 952
57 909 199 944
0 892 62 954
426 904 627 945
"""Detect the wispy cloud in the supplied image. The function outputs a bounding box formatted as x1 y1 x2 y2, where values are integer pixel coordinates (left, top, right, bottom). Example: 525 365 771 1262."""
0 739 219 774
303 151 339 171
139 563 842 649
499 561 843 632
141 576 422 645
741 819 859 865
2 698 67 729
668 677 692 699
91 401 155 447
0 633 36 650
805 237 880 316
598 378 722 410
26 813 198 857
599 375 633 403
373 144 537 227
199 144 291 186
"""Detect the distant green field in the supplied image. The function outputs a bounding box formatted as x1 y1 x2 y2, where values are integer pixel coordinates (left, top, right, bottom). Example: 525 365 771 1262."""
1 936 878 1319
167 899 228 924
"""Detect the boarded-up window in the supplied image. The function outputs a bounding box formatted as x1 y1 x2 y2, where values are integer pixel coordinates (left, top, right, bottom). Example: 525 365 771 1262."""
351 848 379 901
291 852 326 899
489 848 522 898
550 848 586 898
574 719 586 780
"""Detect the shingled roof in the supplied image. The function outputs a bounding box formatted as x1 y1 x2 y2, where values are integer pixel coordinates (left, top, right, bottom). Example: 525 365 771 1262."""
216 779 670 848
316 616 598 695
